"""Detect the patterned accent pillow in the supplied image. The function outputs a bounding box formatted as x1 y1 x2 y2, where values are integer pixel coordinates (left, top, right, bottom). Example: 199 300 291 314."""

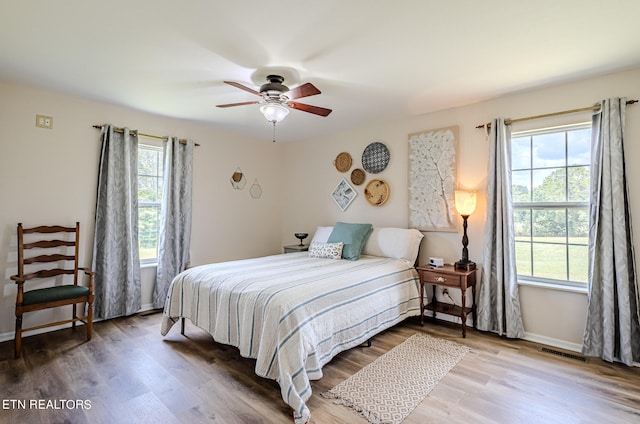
308 241 344 260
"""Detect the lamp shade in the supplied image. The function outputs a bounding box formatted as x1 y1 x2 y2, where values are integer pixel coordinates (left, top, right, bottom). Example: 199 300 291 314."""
260 103 289 123
454 190 477 216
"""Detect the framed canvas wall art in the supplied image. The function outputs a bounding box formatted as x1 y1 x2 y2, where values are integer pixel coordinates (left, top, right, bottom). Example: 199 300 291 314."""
408 126 458 231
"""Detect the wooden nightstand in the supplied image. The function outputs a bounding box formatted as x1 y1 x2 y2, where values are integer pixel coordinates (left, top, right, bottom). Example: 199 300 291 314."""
415 264 477 337
283 244 309 253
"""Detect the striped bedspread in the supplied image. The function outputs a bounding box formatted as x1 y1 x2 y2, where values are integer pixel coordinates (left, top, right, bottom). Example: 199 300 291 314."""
161 252 421 424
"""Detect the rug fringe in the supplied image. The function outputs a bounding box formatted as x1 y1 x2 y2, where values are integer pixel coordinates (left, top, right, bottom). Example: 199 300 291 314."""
322 392 385 424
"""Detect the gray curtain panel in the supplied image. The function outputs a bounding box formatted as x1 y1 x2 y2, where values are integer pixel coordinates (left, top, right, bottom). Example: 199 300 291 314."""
582 98 640 366
92 125 141 319
477 118 525 338
153 137 194 309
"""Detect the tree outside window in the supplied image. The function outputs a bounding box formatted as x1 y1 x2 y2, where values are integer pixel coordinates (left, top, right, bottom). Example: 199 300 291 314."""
511 125 590 286
138 145 163 263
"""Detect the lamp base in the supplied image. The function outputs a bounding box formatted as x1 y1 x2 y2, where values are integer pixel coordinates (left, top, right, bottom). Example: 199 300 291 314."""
454 260 476 271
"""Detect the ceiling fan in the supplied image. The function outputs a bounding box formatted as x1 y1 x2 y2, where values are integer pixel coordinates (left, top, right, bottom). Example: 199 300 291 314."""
216 75 332 123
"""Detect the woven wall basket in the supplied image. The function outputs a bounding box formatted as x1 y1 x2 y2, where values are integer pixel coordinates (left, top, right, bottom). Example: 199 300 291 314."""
334 152 353 172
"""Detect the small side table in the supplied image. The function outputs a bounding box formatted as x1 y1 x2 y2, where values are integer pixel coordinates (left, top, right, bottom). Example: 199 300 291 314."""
415 264 477 337
283 244 309 253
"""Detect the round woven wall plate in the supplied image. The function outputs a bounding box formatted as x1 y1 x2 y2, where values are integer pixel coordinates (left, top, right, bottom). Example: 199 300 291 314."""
334 152 352 172
362 142 390 174
350 168 365 185
364 179 390 206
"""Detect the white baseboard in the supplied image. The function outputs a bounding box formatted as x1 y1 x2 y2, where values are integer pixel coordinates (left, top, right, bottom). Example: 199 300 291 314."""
421 312 584 353
522 331 583 353
0 304 158 343
140 303 155 312
0 320 96 343
4 308 637 367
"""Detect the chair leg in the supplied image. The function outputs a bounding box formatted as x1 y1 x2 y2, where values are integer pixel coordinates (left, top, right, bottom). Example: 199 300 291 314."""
15 315 22 359
86 300 93 341
72 304 77 329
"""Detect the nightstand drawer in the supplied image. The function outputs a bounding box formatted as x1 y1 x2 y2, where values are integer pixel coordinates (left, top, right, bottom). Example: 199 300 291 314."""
419 270 461 287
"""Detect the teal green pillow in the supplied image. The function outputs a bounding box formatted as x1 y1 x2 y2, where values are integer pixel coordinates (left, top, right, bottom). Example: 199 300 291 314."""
327 222 373 260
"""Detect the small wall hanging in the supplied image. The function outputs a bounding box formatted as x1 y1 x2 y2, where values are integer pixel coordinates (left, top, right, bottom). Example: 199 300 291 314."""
331 178 357 211
334 152 353 172
250 179 262 199
362 142 390 174
230 167 246 190
364 179 390 206
350 168 365 186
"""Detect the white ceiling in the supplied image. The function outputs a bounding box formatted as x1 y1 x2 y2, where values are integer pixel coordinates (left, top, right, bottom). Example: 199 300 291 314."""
2 1 640 142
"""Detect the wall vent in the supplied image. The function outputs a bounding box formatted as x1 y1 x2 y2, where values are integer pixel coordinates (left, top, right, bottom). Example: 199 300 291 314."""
541 347 587 362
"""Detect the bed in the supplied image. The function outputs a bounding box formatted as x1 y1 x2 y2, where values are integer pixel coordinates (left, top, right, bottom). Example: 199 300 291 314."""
161 224 424 423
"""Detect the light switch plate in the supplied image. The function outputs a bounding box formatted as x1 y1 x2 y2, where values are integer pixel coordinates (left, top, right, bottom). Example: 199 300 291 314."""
36 114 53 129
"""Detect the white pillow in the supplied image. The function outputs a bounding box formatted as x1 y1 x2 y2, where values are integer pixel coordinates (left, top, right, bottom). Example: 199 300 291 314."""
310 226 334 244
361 227 424 264
308 241 344 260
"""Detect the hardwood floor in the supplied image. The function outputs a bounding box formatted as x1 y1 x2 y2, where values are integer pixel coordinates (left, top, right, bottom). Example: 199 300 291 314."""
1 312 639 424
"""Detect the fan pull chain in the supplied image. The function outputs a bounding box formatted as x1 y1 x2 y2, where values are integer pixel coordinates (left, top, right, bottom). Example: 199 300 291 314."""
272 121 277 143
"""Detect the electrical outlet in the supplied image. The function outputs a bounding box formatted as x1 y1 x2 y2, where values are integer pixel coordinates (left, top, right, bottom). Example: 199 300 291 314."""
36 114 53 129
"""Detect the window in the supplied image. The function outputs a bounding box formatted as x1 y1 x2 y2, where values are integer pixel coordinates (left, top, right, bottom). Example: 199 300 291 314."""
511 123 591 288
138 144 164 264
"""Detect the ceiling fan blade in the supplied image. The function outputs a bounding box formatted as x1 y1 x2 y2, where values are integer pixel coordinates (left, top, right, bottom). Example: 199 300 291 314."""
223 81 261 96
287 82 321 100
216 101 260 108
288 101 332 117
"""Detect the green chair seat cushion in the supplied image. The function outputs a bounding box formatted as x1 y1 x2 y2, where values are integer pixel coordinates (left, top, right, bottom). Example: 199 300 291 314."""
23 285 90 306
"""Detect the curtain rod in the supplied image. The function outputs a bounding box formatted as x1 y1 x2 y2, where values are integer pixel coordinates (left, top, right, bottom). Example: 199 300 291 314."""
475 99 638 129
92 125 200 146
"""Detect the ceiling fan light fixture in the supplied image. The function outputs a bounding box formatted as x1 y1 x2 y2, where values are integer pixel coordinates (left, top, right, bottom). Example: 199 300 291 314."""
260 103 289 123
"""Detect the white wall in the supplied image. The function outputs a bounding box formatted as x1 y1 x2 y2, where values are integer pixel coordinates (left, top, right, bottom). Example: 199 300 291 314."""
0 81 285 339
282 67 640 351
2 67 639 350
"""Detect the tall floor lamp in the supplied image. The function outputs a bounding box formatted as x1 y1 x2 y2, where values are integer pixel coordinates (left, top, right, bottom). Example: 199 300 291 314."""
454 190 477 271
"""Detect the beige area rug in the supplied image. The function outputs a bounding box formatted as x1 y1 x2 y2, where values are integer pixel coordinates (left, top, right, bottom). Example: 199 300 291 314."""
322 333 470 424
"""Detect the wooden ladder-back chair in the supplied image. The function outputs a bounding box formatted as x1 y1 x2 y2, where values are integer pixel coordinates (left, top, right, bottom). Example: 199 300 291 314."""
11 222 95 358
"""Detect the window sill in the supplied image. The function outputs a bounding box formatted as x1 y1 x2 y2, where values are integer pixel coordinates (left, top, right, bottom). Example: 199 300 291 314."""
141 262 158 269
517 279 588 294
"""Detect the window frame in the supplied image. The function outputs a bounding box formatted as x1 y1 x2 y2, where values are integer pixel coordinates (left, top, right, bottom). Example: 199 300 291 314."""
511 122 591 290
137 142 164 265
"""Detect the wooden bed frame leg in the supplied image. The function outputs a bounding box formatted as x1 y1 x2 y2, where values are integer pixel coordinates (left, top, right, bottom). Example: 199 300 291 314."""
180 317 185 335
